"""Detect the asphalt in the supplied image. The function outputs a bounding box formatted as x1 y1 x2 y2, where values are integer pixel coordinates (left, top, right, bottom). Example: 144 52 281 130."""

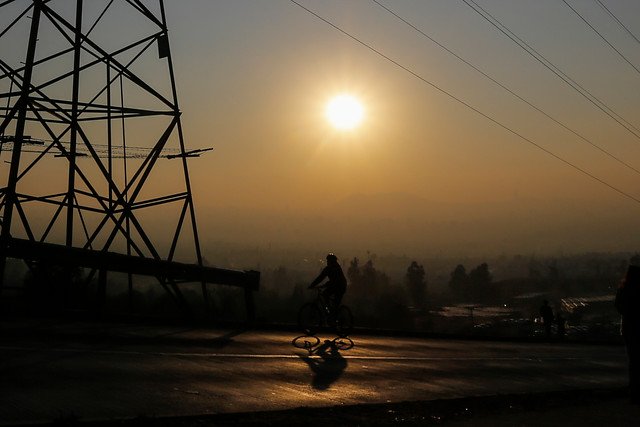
0 321 640 427
6 388 639 426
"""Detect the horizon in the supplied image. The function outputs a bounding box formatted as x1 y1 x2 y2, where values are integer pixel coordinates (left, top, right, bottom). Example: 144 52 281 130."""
161 0 640 262
2 1 640 266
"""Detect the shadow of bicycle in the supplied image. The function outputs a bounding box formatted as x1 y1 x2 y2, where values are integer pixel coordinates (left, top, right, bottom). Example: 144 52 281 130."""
294 337 354 390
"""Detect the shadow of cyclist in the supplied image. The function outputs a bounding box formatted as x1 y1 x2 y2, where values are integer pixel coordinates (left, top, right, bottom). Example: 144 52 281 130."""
298 339 347 390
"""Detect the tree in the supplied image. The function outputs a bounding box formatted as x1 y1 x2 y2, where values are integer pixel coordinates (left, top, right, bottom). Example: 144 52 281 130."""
449 264 468 297
469 262 492 287
405 261 427 308
348 257 388 304
362 259 376 286
469 262 493 301
347 257 362 290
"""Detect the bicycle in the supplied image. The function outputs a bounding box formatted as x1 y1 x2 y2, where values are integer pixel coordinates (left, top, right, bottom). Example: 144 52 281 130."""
297 287 353 338
292 334 354 352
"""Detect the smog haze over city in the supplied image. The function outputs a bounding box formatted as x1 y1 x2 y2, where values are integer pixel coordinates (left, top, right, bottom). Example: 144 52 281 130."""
3 0 640 262
169 0 640 260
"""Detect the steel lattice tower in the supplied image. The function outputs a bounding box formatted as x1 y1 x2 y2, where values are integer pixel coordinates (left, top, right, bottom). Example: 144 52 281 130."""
0 0 258 316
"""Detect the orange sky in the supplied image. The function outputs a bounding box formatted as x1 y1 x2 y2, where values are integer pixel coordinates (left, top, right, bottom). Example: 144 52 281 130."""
2 0 640 260
168 1 640 257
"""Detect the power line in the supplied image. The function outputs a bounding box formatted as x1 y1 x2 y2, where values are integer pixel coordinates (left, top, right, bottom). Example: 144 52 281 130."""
461 0 640 141
561 0 640 75
288 0 640 205
371 0 640 177
594 0 640 47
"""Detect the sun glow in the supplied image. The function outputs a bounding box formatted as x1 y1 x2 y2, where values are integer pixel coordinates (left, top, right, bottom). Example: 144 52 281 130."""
325 94 364 130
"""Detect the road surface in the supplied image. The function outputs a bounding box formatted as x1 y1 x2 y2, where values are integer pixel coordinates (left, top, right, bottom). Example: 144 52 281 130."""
0 319 628 424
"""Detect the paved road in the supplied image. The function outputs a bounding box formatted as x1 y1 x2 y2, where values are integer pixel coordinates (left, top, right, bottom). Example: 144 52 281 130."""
0 319 628 425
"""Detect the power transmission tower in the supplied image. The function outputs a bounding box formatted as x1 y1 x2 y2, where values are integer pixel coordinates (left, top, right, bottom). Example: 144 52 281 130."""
0 0 258 317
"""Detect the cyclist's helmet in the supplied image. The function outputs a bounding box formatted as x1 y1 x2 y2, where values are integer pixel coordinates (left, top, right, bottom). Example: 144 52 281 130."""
326 253 338 262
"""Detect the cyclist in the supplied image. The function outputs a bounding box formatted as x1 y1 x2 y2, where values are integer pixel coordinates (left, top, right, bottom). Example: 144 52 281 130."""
309 253 347 310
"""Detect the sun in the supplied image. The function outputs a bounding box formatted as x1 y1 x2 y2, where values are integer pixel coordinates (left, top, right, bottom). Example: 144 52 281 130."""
325 94 364 130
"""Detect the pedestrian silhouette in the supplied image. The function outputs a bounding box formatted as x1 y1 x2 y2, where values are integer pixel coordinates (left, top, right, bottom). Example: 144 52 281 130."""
615 265 640 404
539 300 554 339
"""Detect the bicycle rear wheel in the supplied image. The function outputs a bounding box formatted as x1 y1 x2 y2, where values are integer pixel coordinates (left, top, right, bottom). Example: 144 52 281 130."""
334 305 353 337
298 303 322 336
292 335 320 350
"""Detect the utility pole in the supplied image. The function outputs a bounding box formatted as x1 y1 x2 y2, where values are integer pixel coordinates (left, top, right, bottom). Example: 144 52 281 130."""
0 0 259 318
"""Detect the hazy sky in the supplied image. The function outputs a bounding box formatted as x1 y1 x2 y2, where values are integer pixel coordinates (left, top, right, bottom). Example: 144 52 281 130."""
164 0 640 256
3 1 640 259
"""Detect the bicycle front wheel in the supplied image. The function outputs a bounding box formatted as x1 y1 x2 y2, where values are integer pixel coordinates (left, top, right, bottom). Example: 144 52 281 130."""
335 305 353 337
298 303 322 336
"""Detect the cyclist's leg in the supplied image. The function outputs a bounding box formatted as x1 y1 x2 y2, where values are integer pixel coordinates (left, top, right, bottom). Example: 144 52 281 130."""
328 282 346 306
317 286 331 313
334 288 345 307
321 284 340 322
321 282 336 304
